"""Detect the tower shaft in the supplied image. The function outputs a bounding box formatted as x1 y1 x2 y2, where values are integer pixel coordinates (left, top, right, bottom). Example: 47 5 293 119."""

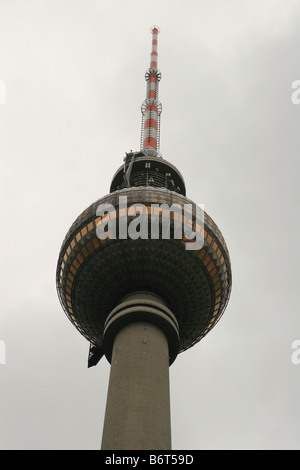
101 291 178 450
101 321 171 450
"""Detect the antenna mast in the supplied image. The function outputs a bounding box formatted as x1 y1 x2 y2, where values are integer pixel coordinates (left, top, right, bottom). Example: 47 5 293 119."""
141 26 162 157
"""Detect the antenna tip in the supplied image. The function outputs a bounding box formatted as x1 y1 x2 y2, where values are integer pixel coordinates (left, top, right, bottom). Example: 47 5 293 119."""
150 25 160 34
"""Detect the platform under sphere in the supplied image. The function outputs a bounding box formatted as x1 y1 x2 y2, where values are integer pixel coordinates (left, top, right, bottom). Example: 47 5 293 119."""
56 186 232 358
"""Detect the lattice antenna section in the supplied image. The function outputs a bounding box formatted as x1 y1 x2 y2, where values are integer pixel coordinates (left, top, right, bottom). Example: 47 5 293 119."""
140 26 162 158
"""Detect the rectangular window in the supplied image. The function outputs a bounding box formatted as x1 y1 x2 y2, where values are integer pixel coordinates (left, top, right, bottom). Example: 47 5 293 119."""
76 253 84 264
73 259 79 269
70 265 77 275
210 267 217 277
81 247 88 257
92 237 100 249
207 260 215 271
203 255 212 266
86 241 93 253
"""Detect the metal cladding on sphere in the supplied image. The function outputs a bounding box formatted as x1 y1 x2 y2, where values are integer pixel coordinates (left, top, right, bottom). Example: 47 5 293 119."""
56 27 232 369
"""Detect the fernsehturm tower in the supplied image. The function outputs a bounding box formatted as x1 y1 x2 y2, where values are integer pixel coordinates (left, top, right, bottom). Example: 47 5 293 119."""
56 27 232 450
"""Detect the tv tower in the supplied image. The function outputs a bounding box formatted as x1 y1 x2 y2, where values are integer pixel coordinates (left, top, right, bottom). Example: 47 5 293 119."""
56 26 232 450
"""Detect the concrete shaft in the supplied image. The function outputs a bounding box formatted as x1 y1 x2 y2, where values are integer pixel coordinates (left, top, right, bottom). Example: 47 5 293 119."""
101 321 171 450
101 292 177 450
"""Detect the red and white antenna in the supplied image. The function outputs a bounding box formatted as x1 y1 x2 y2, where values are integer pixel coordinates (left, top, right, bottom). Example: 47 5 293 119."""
141 26 162 157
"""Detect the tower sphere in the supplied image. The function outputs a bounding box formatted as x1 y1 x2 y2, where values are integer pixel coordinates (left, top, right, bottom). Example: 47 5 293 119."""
56 28 232 367
56 181 231 364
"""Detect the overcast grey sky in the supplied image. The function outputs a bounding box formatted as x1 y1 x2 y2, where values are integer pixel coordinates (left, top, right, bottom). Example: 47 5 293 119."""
1 0 300 450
